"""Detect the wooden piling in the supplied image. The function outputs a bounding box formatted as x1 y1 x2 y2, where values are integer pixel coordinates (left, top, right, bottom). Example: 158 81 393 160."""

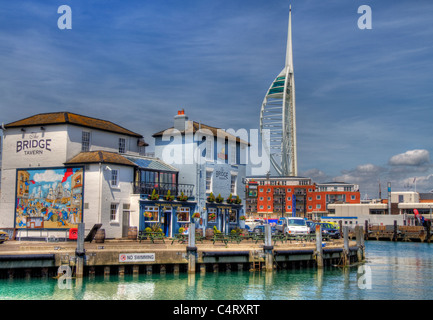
343 226 349 266
200 264 206 274
75 223 85 278
173 264 180 274
264 224 274 272
315 224 323 268
146 265 152 275
187 223 197 274
133 265 139 275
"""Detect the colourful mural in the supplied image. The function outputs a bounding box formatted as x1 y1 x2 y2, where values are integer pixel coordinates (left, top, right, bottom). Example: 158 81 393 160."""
15 167 84 229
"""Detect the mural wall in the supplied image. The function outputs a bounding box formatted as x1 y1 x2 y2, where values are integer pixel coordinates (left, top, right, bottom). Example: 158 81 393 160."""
15 167 84 229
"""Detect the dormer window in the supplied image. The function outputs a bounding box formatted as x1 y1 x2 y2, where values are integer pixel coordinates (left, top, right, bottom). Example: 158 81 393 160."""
119 138 126 154
82 131 91 152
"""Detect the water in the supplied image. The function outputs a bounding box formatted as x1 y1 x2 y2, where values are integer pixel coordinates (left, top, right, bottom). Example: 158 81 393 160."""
1 241 433 300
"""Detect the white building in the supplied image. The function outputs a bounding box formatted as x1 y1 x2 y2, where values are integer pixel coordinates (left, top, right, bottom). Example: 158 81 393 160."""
327 191 433 227
152 110 250 234
0 111 153 239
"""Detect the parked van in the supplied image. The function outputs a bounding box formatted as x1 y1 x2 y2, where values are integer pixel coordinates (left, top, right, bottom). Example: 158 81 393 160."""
276 217 310 235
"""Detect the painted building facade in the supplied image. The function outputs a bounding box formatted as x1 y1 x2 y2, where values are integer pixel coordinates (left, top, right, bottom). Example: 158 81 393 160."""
0 111 190 239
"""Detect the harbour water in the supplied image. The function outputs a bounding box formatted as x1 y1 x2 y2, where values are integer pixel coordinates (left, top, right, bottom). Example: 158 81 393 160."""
0 241 432 300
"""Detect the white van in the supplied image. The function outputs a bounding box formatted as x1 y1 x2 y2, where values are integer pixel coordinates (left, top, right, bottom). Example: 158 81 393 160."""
276 217 310 235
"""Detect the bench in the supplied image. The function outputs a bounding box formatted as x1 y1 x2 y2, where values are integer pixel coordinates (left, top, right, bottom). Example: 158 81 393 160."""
139 231 165 243
212 233 229 245
171 233 188 245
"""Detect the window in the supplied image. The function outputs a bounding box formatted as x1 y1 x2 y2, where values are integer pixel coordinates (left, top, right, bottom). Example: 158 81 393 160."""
206 170 213 192
317 195 321 200
208 208 217 223
229 209 237 223
351 195 356 201
119 138 126 154
317 204 321 209
230 143 236 164
177 207 190 222
82 131 91 152
230 174 237 194
205 136 213 160
110 203 119 222
111 169 119 187
144 206 159 222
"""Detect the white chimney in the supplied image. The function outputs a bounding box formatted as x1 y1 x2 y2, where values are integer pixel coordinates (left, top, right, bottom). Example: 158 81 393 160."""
174 109 188 131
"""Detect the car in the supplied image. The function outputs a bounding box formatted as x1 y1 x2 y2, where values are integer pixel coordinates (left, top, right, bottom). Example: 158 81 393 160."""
252 224 276 234
306 221 317 234
0 230 9 244
319 222 341 239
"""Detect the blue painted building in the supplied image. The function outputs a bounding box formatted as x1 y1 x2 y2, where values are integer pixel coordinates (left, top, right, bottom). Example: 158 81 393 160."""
152 110 249 234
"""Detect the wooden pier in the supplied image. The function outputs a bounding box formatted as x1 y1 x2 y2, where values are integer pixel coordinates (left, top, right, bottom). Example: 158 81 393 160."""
0 225 364 279
348 221 432 243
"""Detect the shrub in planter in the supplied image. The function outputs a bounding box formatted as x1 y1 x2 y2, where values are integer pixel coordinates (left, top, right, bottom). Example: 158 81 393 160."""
164 190 175 201
216 194 224 203
148 189 159 200
207 192 216 203
177 192 188 201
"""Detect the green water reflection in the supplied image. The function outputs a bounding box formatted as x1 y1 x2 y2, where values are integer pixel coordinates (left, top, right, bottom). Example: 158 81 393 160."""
1 241 433 300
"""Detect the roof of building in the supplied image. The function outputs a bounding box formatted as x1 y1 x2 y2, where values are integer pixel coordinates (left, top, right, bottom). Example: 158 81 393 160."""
419 193 433 200
124 155 178 172
65 151 137 167
5 111 144 138
152 121 250 146
65 151 178 173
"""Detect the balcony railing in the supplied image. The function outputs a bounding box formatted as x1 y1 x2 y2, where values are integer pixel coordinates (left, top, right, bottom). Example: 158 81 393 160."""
133 182 195 198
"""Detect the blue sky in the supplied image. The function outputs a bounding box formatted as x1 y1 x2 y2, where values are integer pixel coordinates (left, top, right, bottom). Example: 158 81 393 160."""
1 0 433 198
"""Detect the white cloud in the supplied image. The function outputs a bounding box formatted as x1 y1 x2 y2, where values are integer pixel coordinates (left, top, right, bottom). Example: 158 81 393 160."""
388 149 430 166
33 170 63 183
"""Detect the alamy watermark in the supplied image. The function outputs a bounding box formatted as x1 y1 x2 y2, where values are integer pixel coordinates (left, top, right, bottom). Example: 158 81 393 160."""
358 5 372 30
357 265 372 289
160 127 271 175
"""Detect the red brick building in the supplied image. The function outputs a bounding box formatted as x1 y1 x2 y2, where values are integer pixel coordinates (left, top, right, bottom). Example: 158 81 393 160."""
245 176 360 220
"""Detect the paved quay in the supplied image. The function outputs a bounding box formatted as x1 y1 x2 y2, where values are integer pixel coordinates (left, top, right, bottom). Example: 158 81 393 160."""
0 238 361 278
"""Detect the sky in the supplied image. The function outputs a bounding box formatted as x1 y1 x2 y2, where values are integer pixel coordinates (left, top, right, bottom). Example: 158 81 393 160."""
1 0 433 199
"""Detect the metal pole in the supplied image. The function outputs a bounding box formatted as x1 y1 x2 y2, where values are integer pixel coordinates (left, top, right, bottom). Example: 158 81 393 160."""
388 182 391 215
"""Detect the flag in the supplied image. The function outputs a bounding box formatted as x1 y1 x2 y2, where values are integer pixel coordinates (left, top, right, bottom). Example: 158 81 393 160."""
25 180 35 186
413 177 416 183
62 168 73 183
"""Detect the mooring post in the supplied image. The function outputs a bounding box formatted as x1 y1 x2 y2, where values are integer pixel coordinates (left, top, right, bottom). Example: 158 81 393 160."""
360 226 365 260
75 223 85 278
315 224 323 268
343 226 349 266
264 224 274 272
364 220 369 240
187 222 197 274
393 220 398 241
355 226 363 262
